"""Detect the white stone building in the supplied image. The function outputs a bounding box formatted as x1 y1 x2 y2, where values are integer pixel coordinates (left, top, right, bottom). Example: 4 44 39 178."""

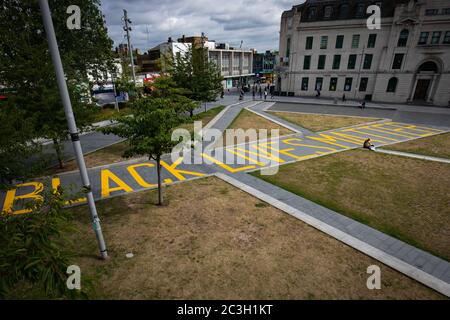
277 0 450 106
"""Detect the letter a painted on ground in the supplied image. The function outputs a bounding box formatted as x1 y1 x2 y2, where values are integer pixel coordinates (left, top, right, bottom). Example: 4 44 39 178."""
101 169 133 198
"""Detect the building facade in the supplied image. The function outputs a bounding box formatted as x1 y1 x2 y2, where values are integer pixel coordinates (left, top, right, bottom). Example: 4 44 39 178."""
253 50 278 83
139 36 254 89
277 0 450 106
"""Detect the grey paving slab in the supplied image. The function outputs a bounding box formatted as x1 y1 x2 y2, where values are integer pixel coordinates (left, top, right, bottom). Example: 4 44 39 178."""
246 102 315 136
270 102 450 129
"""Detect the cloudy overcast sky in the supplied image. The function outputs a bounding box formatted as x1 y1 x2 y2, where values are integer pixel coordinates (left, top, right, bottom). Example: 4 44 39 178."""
100 0 303 52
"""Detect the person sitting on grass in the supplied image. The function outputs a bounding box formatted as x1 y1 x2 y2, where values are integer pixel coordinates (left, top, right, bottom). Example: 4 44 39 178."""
363 138 375 151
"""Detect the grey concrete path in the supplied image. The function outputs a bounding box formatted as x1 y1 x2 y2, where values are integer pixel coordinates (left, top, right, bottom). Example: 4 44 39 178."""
217 171 450 297
376 149 450 164
246 101 315 136
202 100 263 151
269 95 450 114
270 102 450 129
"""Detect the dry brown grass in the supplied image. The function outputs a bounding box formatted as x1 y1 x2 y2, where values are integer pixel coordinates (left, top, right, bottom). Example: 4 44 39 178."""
216 109 294 147
70 177 442 299
384 132 450 159
253 149 450 261
269 112 381 132
46 141 130 175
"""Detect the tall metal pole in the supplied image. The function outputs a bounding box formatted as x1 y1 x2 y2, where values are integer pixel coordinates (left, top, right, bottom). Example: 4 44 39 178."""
123 9 136 85
38 0 107 259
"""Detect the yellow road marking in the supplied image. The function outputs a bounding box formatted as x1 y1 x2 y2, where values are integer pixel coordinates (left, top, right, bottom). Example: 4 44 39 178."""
127 163 156 188
3 182 44 215
202 153 255 173
160 157 206 181
101 169 133 198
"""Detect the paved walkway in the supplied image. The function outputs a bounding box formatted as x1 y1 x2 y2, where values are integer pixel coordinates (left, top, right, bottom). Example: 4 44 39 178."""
267 95 450 114
246 101 315 136
376 149 450 164
270 101 450 128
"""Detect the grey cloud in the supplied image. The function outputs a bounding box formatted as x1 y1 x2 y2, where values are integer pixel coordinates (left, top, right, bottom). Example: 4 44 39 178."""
100 0 304 52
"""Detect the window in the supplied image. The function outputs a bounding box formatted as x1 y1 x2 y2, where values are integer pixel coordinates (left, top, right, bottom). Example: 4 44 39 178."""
368 34 377 48
444 31 450 44
308 7 317 20
347 54 357 69
303 55 311 70
324 6 333 19
344 78 353 91
443 8 450 15
431 31 441 44
418 61 438 73
320 36 328 49
398 29 409 47
301 77 309 91
315 77 323 91
329 77 338 91
392 53 404 69
286 37 291 57
287 17 293 29
332 55 341 69
425 9 439 16
355 3 365 18
318 55 326 69
352 34 360 48
418 32 429 45
305 36 313 50
363 54 373 69
387 77 398 92
336 35 344 49
339 4 349 19
359 77 368 92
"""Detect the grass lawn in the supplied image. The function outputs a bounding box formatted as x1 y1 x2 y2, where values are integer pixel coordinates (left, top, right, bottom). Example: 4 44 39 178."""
384 132 450 159
269 111 381 132
92 105 134 123
11 177 443 299
251 149 450 261
46 106 225 175
216 109 294 147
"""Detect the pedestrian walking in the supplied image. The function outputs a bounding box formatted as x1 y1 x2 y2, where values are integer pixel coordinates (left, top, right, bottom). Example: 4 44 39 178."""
259 87 262 100
360 101 366 109
252 89 256 100
342 94 346 102
264 89 268 100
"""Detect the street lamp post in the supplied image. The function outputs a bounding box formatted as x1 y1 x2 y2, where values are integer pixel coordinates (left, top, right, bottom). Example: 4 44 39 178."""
123 9 136 85
39 0 107 259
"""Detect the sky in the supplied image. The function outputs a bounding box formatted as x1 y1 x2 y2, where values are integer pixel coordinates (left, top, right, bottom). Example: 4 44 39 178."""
100 0 303 53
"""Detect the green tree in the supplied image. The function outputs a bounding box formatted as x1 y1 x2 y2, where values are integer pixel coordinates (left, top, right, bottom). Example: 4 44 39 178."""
100 97 184 205
169 46 223 116
0 187 80 299
0 105 44 189
0 0 115 169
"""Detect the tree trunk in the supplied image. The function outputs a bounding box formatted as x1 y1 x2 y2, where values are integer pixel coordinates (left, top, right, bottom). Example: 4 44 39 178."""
156 156 163 205
53 138 64 169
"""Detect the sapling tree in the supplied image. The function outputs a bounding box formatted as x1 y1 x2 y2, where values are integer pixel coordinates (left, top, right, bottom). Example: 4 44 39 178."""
100 97 184 205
